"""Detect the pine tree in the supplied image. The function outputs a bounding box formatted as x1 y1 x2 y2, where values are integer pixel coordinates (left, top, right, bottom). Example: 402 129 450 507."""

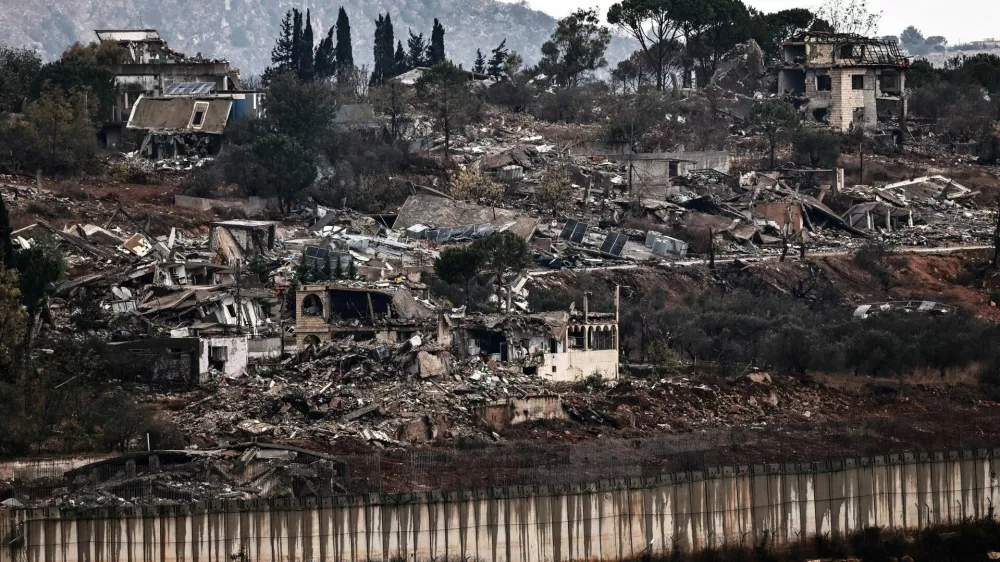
290 9 304 77
266 10 296 80
394 41 406 78
487 39 508 78
406 31 426 70
335 7 354 78
299 10 316 81
428 19 446 65
347 259 357 279
0 194 13 268
315 27 336 79
333 256 343 279
473 49 486 74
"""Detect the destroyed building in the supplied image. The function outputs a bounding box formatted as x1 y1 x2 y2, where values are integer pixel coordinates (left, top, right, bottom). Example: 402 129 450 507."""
441 293 620 382
127 96 233 157
295 283 435 349
605 151 731 192
209 220 277 265
45 443 357 504
95 28 261 152
778 32 908 133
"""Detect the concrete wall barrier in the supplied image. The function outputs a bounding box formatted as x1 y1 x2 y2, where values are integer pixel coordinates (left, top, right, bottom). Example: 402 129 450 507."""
174 196 275 218
2 449 998 562
248 337 283 360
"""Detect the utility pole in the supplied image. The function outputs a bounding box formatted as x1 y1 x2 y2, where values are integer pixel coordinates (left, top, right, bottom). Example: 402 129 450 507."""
628 154 634 197
234 260 243 334
992 196 1000 269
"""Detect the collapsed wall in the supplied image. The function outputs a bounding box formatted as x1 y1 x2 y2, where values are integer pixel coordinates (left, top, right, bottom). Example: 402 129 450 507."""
2 449 999 562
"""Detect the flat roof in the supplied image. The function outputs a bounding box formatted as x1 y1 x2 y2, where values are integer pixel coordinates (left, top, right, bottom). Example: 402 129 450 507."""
211 220 277 228
95 29 163 42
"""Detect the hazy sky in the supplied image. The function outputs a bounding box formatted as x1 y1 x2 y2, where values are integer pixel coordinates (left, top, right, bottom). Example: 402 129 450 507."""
506 0 997 45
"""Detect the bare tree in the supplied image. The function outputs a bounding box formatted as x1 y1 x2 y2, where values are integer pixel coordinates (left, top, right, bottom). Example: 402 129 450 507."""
816 0 882 36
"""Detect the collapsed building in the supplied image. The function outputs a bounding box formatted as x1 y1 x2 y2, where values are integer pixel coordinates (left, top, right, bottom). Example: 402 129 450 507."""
209 220 277 265
441 302 620 382
94 28 262 155
778 32 908 133
12 443 361 505
294 282 435 349
8 210 282 386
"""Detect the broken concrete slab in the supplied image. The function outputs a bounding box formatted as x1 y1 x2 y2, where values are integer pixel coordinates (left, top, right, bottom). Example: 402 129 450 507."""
395 194 539 241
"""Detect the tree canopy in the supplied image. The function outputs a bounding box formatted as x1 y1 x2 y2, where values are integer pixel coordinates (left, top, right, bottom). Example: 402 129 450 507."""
746 99 800 168
415 61 483 157
538 9 612 87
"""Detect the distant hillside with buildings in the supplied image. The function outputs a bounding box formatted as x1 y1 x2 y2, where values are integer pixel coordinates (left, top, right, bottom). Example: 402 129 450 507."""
0 0 634 76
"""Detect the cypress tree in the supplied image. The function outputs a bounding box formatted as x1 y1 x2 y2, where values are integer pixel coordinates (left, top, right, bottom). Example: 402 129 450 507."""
428 19 446 65
290 9 303 76
299 10 315 81
372 15 385 85
394 41 406 78
384 14 395 76
473 49 486 74
335 7 354 75
371 13 395 85
322 254 333 280
315 27 336 79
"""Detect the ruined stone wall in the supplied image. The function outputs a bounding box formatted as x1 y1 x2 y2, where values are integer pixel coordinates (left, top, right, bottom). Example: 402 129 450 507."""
199 335 249 380
247 337 282 360
807 42 836 64
294 287 331 348
479 396 568 432
542 349 620 382
3 449 999 562
829 68 877 132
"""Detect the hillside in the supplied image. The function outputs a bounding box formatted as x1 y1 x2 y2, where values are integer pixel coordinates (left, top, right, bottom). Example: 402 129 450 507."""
0 0 635 75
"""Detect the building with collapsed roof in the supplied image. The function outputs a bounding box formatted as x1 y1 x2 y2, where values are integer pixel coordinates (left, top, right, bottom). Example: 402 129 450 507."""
106 334 249 386
294 283 435 349
95 29 253 150
439 295 620 382
127 96 234 157
138 285 271 333
209 220 277 264
778 32 908 133
56 443 355 503
603 151 731 190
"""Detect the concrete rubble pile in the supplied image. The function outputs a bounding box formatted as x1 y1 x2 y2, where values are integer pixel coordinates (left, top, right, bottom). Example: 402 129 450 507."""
420 113 992 269
172 338 558 447
170 289 621 447
10 444 361 507
2 180 289 385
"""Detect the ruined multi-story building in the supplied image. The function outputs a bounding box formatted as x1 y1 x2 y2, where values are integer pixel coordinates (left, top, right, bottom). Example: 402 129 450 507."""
294 283 435 349
94 29 262 153
777 32 908 133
